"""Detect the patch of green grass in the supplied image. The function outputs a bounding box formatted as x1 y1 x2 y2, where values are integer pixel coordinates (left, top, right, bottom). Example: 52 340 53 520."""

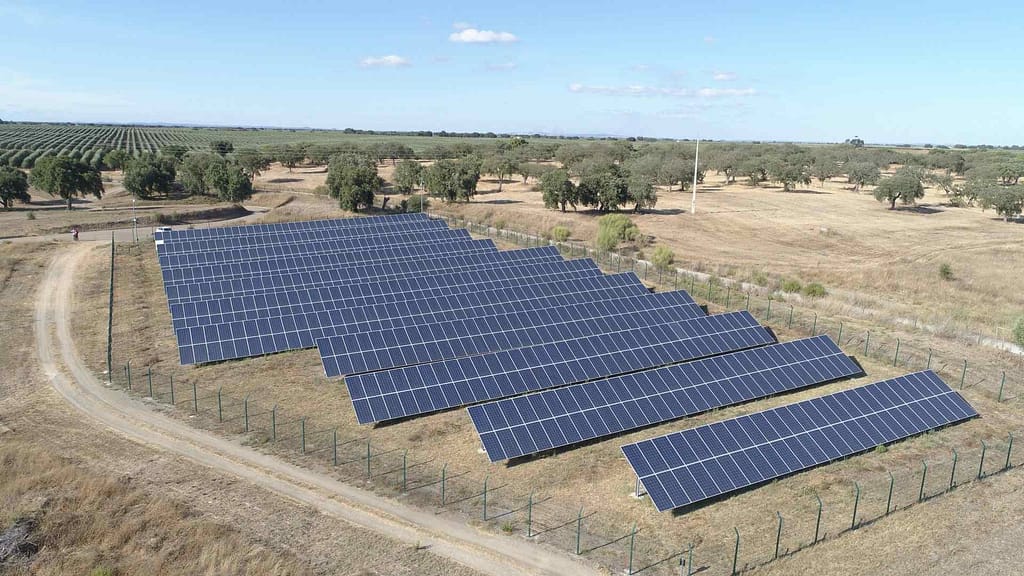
781 279 803 293
802 282 827 298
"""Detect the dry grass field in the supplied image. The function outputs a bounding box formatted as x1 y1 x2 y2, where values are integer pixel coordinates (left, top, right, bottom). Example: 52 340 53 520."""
63 190 1024 574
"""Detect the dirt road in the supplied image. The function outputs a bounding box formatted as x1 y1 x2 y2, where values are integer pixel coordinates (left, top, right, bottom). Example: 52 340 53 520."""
34 244 598 576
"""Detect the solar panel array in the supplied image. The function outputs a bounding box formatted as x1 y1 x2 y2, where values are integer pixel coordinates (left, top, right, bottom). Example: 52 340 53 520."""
157 214 978 504
621 370 978 511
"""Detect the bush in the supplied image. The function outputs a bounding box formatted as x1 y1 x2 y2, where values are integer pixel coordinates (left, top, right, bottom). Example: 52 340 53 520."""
802 282 827 298
651 246 675 270
403 194 430 213
939 263 954 281
153 212 170 225
1014 317 1024 348
549 225 571 242
780 279 802 293
595 213 639 252
26 211 35 220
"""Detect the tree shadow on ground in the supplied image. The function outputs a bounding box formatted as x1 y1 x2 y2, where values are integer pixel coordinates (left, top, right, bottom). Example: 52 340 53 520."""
266 178 303 184
479 199 523 205
643 208 685 215
892 205 943 215
774 187 831 195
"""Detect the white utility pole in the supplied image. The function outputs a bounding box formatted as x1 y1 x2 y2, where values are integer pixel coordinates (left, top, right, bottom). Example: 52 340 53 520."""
690 137 700 215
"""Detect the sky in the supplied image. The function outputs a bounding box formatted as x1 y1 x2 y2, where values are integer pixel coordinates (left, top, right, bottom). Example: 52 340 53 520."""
2 0 1022 145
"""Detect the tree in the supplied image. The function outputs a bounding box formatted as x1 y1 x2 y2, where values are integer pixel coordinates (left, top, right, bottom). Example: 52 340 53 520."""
997 161 1024 185
393 159 423 194
0 166 30 208
276 145 305 172
206 160 253 203
123 154 177 199
102 149 128 171
161 145 189 164
539 169 578 212
481 153 519 192
627 174 657 213
978 187 1024 221
768 158 811 191
811 161 838 186
209 140 234 156
30 155 103 210
178 152 219 196
424 159 461 203
846 162 881 191
845 137 865 148
235 148 271 179
873 168 925 209
454 156 481 201
577 163 629 212
326 153 382 212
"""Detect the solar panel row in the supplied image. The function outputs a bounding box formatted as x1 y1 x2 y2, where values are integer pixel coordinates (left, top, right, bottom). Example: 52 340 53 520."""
155 212 428 242
469 335 863 462
622 370 977 511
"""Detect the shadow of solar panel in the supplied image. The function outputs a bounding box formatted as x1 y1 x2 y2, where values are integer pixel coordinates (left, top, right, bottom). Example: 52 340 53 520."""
177 273 648 364
171 260 613 330
159 229 481 269
320 290 704 376
621 370 978 512
165 246 563 303
341 310 774 424
468 335 863 462
157 218 448 255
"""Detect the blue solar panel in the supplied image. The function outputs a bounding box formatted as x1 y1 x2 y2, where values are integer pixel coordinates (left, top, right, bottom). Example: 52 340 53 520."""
469 336 863 462
175 274 649 365
318 290 704 375
165 246 564 304
161 236 490 284
155 212 428 242
159 229 479 269
339 311 774 424
170 260 613 330
157 219 448 255
622 370 978 512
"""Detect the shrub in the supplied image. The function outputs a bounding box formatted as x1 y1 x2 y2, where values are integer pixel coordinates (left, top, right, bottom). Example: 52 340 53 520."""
1014 317 1024 348
549 225 571 242
89 569 115 576
651 246 675 270
802 282 827 298
874 444 888 454
404 194 430 213
595 213 639 252
939 263 954 281
780 279 802 293
26 211 35 220
153 212 170 225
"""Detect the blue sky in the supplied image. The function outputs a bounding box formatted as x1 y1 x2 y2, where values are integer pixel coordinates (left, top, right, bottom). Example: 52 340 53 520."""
2 0 1022 144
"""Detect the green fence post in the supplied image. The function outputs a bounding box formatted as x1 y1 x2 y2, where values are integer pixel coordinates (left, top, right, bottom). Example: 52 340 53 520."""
885 471 894 515
837 322 844 345
674 272 679 290
813 493 823 543
365 439 371 477
627 522 637 574
726 285 732 308
918 461 928 503
978 441 987 480
217 387 223 422
851 483 860 530
126 360 132 390
147 367 153 398
526 492 533 537
483 476 490 521
787 305 794 328
706 280 713 302
774 512 783 559
731 527 740 576
271 405 277 441
300 418 306 454
333 429 338 466
441 463 447 506
811 313 818 336
192 381 198 414
1006 434 1014 470
864 332 870 355
402 449 408 492
690 275 695 293
745 292 750 310
687 543 694 576
766 297 772 321
960 360 967 389
926 348 933 369
949 449 959 491
575 506 583 555
998 372 1006 402
243 395 249 432
168 375 174 405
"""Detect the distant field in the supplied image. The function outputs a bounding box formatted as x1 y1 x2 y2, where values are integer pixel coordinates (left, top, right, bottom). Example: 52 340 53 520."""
0 122 569 168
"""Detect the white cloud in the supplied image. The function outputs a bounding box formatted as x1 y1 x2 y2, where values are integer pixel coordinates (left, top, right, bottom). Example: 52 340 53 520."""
713 71 737 81
568 83 756 98
630 64 651 72
359 55 411 68
452 21 473 30
449 28 518 43
485 62 517 71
